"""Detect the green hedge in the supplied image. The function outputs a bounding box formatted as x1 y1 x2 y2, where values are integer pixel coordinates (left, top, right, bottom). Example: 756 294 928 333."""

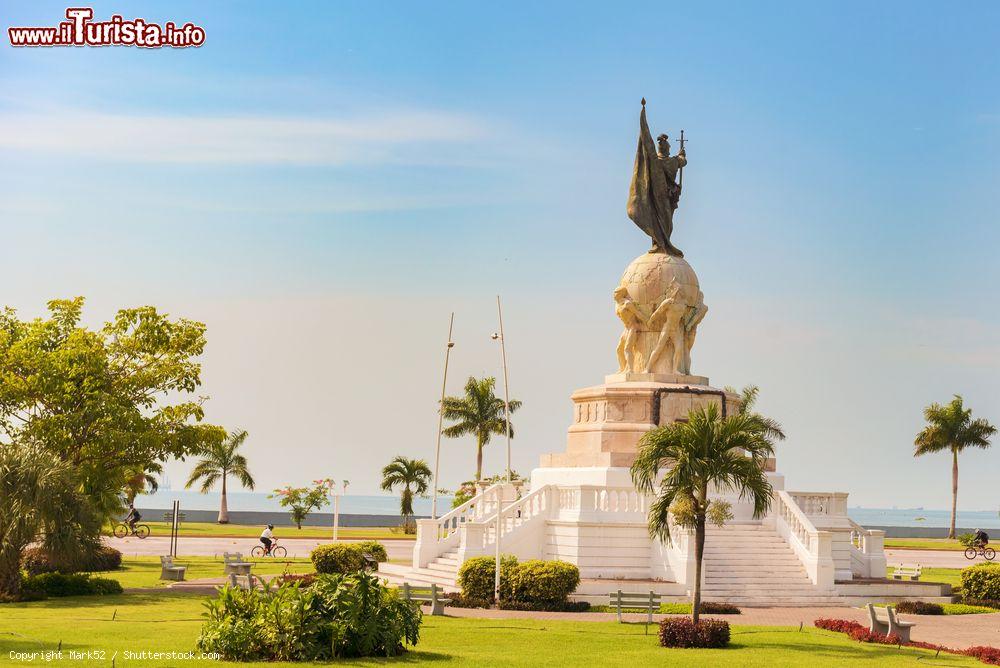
22 545 122 575
310 541 388 573
458 556 580 606
356 540 388 562
961 563 1000 601
21 572 123 598
509 560 580 605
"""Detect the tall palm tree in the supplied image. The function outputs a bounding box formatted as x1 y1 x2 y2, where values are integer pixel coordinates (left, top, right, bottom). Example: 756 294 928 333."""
185 429 255 524
123 461 163 504
441 376 522 481
380 456 432 530
631 402 785 624
914 396 995 539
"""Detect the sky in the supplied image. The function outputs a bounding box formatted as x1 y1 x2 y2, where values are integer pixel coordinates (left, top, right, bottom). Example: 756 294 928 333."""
1 1 998 512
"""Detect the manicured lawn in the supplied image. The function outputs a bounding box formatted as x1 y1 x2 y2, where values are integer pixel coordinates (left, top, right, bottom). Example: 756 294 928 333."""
97 556 315 589
0 593 983 666
884 538 966 551
104 521 414 540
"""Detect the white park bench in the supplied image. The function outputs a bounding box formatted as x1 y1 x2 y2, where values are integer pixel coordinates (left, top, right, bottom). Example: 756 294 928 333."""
223 552 253 576
400 583 451 616
867 603 916 643
609 590 662 624
159 555 186 581
227 573 258 590
890 564 922 581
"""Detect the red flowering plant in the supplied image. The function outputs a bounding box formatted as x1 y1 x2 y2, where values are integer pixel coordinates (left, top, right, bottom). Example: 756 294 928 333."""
269 478 335 529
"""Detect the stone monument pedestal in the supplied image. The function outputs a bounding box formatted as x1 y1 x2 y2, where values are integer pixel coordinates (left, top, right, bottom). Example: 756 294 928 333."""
539 376 742 469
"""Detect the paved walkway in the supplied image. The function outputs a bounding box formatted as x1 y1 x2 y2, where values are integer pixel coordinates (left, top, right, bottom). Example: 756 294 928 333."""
111 537 989 571
439 605 1000 650
886 548 993 568
104 535 414 560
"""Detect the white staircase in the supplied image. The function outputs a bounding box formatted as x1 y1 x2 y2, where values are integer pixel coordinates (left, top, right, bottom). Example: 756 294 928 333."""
376 548 461 590
702 524 844 605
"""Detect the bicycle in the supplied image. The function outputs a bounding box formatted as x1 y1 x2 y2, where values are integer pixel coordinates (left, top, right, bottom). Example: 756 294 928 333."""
251 539 287 558
964 543 996 561
112 522 150 539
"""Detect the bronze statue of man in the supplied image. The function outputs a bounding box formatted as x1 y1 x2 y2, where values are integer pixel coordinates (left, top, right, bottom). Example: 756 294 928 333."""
626 100 687 256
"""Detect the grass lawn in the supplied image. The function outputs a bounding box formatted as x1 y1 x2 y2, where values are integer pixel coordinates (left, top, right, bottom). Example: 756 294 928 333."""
0 593 984 667
884 538 967 551
96 556 315 589
104 521 414 540
922 567 962 588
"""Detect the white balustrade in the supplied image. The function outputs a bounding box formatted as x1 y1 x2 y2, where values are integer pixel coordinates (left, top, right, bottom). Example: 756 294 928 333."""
847 518 886 578
413 483 502 567
773 490 835 589
787 491 848 517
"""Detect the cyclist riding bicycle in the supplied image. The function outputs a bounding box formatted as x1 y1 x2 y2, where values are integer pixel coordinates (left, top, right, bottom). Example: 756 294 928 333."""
124 504 141 533
973 528 989 548
260 524 275 555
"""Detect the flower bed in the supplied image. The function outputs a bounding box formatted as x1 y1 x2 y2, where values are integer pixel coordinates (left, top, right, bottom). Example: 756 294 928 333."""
815 617 1000 665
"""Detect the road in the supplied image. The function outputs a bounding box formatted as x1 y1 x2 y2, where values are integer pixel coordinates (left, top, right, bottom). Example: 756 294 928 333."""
107 536 994 570
106 535 415 561
885 548 994 568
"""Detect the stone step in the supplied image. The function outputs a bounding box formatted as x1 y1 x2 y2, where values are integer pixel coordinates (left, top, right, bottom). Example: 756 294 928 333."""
705 564 805 572
433 557 459 567
426 561 459 574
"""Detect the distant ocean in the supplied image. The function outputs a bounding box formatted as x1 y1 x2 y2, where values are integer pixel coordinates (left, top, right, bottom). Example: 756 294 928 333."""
848 507 1000 530
139 490 1000 529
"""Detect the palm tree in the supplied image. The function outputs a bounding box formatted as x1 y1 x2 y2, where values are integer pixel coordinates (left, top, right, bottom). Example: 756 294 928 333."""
123 461 163 504
914 396 995 539
0 444 94 598
631 402 785 624
442 376 522 481
380 456 432 531
185 429 255 524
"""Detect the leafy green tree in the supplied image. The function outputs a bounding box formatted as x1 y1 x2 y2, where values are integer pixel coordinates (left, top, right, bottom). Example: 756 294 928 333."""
271 479 333 529
0 444 96 598
185 429 255 523
0 298 226 540
631 402 785 624
442 376 522 481
381 456 432 530
914 395 996 539
450 470 523 508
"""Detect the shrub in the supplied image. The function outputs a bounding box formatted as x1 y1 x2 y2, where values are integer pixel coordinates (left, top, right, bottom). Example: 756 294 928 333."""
509 560 580 606
895 600 944 615
356 540 388 563
499 600 590 612
698 601 741 615
198 573 420 661
961 563 1000 601
22 545 122 575
815 618 865 634
21 572 123 598
446 592 492 609
457 555 517 602
311 544 365 574
658 618 730 648
962 598 1000 610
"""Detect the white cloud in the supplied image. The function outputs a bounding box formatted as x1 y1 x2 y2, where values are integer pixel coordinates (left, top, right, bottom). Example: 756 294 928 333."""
0 109 486 165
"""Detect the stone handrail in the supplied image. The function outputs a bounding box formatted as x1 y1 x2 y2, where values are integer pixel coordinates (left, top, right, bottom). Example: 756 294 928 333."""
787 491 848 517
485 484 553 547
773 490 834 589
434 482 502 540
413 483 502 567
847 518 886 578
552 485 649 519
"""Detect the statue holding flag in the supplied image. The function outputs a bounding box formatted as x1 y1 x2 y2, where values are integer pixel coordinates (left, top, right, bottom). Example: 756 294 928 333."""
626 99 687 257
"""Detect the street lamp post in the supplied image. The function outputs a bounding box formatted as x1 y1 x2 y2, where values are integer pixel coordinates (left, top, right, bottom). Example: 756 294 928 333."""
333 479 349 541
431 313 456 520
491 295 513 605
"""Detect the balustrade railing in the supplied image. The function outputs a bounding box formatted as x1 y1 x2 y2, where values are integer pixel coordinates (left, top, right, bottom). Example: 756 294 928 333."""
787 491 848 517
430 483 502 543
482 485 553 547
773 490 834 588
